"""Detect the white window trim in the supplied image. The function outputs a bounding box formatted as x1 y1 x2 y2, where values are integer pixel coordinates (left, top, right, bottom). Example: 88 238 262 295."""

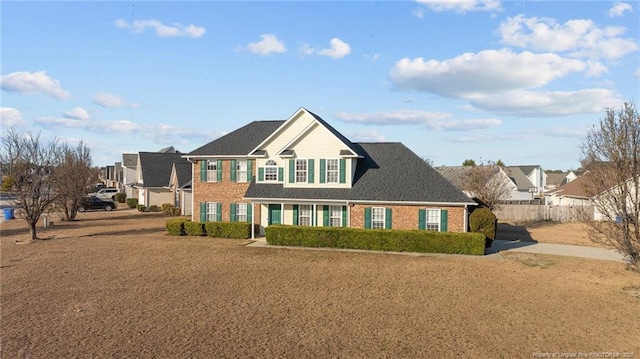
426 209 441 232
206 202 217 222
329 205 342 227
295 159 307 183
236 160 248 183
206 161 217 182
372 207 385 229
265 160 278 182
236 202 247 222
299 204 312 226
326 158 339 184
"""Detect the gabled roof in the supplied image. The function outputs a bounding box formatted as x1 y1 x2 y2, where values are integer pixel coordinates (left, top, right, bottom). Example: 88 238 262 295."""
188 121 284 156
503 167 535 191
123 153 137 167
549 174 590 198
307 109 360 157
138 152 190 188
171 162 192 188
435 166 471 188
158 146 179 154
511 165 541 176
545 172 568 187
245 143 474 204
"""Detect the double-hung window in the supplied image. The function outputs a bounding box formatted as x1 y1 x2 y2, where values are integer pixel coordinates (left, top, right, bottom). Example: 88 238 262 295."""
426 209 440 231
236 203 247 222
206 161 217 182
329 206 342 227
298 205 312 226
206 202 217 222
295 159 307 183
371 207 385 229
236 160 247 182
265 160 278 182
326 159 339 183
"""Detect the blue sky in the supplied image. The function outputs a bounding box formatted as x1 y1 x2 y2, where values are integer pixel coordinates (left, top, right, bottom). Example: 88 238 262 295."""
1 1 638 170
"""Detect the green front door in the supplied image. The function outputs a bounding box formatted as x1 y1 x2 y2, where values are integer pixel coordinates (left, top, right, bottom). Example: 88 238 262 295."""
268 204 281 225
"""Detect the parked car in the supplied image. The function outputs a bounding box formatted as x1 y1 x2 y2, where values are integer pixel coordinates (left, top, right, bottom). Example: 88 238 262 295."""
89 187 119 200
78 196 117 212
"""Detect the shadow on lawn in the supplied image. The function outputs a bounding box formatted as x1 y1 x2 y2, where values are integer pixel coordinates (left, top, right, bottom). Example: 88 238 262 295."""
486 223 538 255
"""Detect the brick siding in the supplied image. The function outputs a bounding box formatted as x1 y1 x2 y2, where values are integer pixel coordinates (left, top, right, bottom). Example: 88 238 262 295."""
350 204 466 232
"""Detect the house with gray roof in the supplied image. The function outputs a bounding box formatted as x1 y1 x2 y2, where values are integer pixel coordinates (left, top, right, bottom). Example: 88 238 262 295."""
436 165 535 202
133 152 190 209
168 162 193 215
184 107 475 237
122 153 139 199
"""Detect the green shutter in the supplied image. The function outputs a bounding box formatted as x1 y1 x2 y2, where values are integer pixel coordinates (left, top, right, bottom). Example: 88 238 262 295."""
308 159 314 183
230 203 236 222
247 204 252 223
216 202 222 222
247 160 253 181
385 208 392 229
293 205 299 225
230 160 237 182
418 209 426 230
216 160 222 182
278 167 284 182
339 159 346 184
323 205 329 226
200 202 206 222
289 160 295 183
364 207 371 229
440 210 448 232
200 161 207 181
342 206 347 227
319 159 326 184
258 167 265 181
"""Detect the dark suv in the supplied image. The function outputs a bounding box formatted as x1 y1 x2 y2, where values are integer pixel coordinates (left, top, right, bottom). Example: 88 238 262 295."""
78 196 117 212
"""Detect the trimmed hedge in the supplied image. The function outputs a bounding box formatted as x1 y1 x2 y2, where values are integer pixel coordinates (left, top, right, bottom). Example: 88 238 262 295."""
137 204 146 212
265 225 486 255
127 198 138 209
470 207 498 247
114 192 127 203
184 221 205 236
204 222 251 239
166 218 187 236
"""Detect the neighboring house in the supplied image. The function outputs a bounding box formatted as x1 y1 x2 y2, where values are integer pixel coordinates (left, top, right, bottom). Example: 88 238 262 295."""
436 165 534 202
168 162 192 216
544 170 580 191
132 152 190 208
122 153 138 200
184 107 475 237
507 165 546 195
100 165 117 188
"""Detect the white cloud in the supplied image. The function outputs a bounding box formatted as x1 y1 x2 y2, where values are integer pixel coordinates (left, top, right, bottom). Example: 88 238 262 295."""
635 68 640 78
609 2 633 17
586 61 608 77
344 129 386 142
525 127 588 139
416 0 501 13
468 88 624 117
63 107 90 121
115 19 205 38
245 34 286 56
498 15 638 59
413 7 425 18
335 110 501 131
389 49 587 97
300 38 352 59
0 71 71 99
93 92 135 108
1 107 26 127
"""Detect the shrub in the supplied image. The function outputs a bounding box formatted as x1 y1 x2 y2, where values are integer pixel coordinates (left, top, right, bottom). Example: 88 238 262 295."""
149 205 159 212
469 207 498 247
265 226 485 255
114 192 127 203
184 221 206 236
127 198 139 209
171 207 181 216
161 203 173 214
166 218 188 236
204 222 252 239
137 204 146 212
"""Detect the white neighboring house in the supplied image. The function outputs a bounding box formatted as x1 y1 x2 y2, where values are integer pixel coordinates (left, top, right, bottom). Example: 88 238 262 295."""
168 162 192 215
507 165 546 196
122 153 138 200
436 165 535 202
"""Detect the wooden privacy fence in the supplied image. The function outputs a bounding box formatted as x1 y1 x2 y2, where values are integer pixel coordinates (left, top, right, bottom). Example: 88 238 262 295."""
494 205 594 223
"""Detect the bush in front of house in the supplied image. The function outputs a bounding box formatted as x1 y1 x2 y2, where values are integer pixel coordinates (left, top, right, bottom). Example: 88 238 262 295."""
114 192 127 203
265 225 486 255
469 207 498 247
204 222 252 239
137 204 146 212
184 221 206 236
166 218 188 236
149 205 159 212
127 198 138 209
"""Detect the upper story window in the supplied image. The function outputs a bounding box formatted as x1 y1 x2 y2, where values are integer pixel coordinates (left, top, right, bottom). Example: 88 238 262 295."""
326 159 339 183
206 161 217 182
371 207 385 229
265 160 278 182
295 159 307 183
236 160 247 182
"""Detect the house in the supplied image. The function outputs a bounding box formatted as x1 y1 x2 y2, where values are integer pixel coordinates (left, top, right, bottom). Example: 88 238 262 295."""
168 162 192 215
502 166 537 200
184 107 475 238
132 151 190 209
544 170 580 191
506 165 546 196
436 165 535 202
122 153 138 199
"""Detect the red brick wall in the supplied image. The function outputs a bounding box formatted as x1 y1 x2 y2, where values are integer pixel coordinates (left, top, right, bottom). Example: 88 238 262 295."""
350 204 466 232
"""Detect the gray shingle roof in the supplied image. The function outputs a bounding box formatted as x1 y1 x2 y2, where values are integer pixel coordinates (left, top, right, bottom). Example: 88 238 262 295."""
173 162 192 188
188 121 285 156
245 143 474 204
504 167 535 191
123 153 137 167
139 152 190 188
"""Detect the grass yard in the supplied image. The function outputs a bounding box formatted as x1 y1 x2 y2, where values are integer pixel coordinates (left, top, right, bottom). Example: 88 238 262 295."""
1 210 639 358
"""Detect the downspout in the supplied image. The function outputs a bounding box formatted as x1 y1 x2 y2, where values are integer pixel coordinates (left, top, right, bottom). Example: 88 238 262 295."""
251 202 255 239
463 204 468 233
346 201 351 228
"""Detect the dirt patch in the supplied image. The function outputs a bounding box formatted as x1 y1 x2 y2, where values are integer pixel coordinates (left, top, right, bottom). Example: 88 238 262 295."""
497 221 607 248
2 210 639 358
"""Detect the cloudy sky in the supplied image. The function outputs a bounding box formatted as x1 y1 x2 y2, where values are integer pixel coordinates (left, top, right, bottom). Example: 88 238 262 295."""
1 1 638 170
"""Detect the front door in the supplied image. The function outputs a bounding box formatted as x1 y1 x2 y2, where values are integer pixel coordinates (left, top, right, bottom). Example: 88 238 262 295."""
268 204 281 225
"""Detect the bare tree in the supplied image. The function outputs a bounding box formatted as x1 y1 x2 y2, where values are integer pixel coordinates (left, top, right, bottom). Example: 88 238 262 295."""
462 163 512 210
580 102 639 270
54 142 100 221
0 129 63 240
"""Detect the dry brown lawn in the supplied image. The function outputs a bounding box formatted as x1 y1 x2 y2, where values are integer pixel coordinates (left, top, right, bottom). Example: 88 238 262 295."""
1 210 639 358
497 221 605 247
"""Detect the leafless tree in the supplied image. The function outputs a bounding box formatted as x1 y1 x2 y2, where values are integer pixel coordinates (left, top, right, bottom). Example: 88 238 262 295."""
0 129 63 240
580 102 639 271
462 163 512 210
54 142 100 221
